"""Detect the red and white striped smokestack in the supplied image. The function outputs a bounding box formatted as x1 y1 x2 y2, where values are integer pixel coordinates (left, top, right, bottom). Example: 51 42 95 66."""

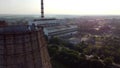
41 0 44 18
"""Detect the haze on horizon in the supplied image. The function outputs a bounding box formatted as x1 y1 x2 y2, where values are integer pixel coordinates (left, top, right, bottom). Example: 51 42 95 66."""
0 0 120 15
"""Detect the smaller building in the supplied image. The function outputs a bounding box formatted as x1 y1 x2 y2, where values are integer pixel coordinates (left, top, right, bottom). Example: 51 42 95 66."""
68 37 81 44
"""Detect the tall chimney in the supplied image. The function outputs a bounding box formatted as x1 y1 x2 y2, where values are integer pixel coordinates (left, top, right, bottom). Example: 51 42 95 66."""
41 0 44 18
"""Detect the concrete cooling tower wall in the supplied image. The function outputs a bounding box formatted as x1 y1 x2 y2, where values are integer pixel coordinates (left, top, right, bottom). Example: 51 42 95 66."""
0 26 52 68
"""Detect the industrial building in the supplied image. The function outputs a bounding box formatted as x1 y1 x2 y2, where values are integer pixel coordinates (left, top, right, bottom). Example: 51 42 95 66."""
0 25 52 68
43 25 78 38
28 16 79 39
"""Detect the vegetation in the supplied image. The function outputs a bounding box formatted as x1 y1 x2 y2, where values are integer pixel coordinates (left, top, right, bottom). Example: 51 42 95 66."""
48 37 120 68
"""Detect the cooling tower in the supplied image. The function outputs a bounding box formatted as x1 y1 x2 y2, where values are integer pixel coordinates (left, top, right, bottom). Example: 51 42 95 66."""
0 25 52 68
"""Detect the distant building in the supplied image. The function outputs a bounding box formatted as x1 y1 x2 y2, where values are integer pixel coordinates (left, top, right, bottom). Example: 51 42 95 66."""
44 25 78 38
0 25 52 68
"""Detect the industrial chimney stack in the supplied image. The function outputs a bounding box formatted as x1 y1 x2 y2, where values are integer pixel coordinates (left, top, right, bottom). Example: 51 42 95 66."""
41 0 44 18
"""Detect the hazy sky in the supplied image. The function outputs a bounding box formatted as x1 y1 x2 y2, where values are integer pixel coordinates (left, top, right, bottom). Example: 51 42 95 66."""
0 0 120 15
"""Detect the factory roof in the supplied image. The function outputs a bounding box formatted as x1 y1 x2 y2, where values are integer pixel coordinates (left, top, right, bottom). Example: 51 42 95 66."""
45 25 77 31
